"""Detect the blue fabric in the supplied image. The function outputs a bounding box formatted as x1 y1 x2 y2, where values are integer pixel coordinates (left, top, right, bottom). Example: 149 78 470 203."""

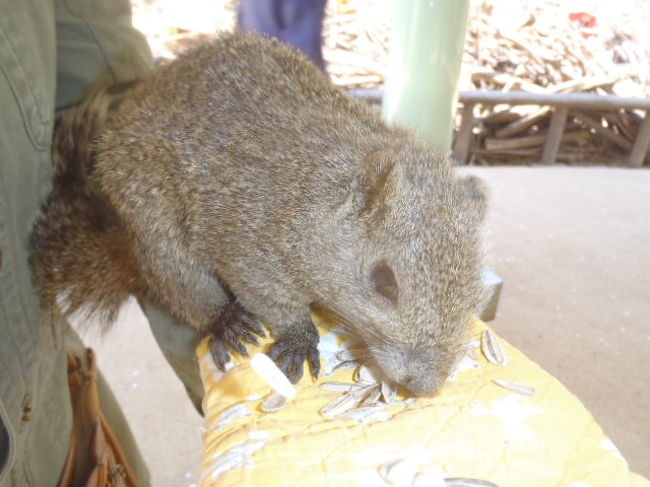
238 0 327 71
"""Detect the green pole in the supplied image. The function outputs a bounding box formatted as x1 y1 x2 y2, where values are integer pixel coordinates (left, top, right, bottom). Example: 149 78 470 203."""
382 0 471 154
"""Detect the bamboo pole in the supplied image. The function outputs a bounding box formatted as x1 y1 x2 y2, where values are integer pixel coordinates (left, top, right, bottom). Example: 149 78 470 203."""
382 0 471 153
570 110 633 151
495 106 550 138
485 129 584 152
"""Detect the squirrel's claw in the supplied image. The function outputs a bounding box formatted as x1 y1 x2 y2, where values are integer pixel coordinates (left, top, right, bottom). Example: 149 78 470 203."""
210 338 232 372
307 347 321 379
267 330 321 384
209 299 266 370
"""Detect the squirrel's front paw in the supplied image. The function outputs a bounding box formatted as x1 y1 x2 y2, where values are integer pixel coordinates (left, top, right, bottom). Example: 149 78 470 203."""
267 321 320 384
209 300 265 371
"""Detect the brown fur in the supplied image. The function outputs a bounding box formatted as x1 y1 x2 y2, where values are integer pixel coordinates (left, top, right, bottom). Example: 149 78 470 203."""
29 32 487 395
29 83 145 327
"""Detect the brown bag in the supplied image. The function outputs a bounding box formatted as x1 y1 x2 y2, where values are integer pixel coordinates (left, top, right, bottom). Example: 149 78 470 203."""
58 348 143 487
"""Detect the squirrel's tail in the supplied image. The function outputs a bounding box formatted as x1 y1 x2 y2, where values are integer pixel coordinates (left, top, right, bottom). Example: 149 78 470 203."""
29 82 145 328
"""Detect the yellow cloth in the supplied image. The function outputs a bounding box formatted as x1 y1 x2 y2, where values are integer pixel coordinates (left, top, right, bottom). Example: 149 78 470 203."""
197 316 649 487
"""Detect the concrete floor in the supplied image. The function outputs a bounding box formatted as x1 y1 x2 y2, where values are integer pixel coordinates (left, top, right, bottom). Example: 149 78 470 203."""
464 166 650 478
84 166 650 485
83 301 203 487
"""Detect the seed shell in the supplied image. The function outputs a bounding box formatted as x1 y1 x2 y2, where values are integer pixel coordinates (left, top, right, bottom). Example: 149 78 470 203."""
320 383 377 418
335 349 357 362
320 381 355 392
358 385 382 407
492 379 536 396
261 393 287 412
357 365 380 384
251 353 296 399
444 478 499 487
333 359 360 371
377 458 422 486
320 392 362 417
481 330 508 366
381 381 396 403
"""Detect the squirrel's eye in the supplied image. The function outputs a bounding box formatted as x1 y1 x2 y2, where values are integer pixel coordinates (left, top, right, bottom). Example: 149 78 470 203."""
371 263 398 304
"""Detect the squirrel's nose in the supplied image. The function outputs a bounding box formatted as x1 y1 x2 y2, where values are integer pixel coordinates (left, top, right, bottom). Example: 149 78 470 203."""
402 372 443 397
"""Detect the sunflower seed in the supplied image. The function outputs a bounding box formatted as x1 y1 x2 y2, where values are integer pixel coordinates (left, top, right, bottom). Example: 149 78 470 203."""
377 457 422 486
335 349 358 362
481 330 508 366
356 365 380 384
261 393 287 412
333 359 361 371
412 468 446 487
359 385 382 407
320 381 355 392
492 379 536 396
445 478 499 487
251 353 296 399
321 383 377 417
321 391 362 417
381 381 396 403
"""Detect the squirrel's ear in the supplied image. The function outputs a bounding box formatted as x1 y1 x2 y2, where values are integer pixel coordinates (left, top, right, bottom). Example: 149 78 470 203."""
458 174 488 222
360 150 401 214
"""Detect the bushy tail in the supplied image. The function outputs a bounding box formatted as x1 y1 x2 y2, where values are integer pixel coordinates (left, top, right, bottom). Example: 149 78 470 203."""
29 82 145 328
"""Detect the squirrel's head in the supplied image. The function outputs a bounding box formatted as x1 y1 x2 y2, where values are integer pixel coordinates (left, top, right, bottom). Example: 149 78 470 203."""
319 147 488 396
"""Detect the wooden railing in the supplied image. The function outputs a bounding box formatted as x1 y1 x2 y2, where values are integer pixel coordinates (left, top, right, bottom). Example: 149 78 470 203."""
351 89 650 167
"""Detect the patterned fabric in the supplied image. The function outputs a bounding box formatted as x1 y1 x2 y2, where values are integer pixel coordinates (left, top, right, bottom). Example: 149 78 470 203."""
198 316 649 487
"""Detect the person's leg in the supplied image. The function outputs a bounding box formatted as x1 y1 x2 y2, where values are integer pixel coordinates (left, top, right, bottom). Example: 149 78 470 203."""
237 0 327 71
141 303 205 413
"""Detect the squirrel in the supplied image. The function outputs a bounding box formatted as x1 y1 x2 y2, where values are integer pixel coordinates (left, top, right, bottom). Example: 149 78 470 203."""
29 32 488 396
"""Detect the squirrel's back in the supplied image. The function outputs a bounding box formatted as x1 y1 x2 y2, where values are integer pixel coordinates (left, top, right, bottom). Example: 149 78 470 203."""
92 33 420 280
95 33 393 212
